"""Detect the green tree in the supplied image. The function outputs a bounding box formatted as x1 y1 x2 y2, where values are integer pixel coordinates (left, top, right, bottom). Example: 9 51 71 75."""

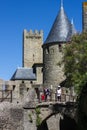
62 32 87 95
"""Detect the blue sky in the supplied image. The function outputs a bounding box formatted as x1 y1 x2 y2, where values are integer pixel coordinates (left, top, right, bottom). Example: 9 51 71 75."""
0 0 85 80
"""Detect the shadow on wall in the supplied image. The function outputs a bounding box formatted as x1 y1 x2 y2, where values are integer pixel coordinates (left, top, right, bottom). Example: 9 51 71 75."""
37 121 48 130
36 114 78 130
60 114 78 130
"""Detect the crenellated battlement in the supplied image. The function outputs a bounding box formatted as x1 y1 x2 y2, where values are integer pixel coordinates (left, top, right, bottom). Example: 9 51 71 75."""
23 28 43 68
24 29 43 39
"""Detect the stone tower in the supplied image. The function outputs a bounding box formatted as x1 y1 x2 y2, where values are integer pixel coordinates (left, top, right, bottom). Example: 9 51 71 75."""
23 29 43 68
82 2 87 32
43 2 76 88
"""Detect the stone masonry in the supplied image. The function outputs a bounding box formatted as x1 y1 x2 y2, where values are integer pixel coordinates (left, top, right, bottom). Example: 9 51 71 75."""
43 43 65 88
23 29 43 68
82 2 87 32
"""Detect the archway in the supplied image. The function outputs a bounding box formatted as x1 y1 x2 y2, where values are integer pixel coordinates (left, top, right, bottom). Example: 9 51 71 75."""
37 112 78 130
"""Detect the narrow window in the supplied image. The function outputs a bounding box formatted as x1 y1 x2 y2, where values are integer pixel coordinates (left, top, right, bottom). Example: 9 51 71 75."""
27 88 29 91
59 44 62 52
13 85 15 90
30 81 33 84
22 81 24 84
46 47 49 54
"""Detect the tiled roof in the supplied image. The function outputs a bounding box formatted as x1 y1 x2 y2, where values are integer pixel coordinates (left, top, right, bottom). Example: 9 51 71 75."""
44 6 76 44
11 67 36 80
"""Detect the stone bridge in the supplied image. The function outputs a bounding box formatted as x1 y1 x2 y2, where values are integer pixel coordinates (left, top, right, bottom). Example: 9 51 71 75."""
0 88 78 130
23 100 77 130
35 101 76 122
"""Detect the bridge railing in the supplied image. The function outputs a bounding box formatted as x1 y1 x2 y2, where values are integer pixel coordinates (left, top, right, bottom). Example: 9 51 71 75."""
60 94 76 102
39 92 76 103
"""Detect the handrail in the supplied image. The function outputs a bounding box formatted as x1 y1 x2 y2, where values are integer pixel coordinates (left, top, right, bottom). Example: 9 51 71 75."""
39 93 76 103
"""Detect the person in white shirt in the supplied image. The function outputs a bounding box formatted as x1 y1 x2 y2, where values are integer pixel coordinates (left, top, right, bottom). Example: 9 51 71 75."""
57 85 61 101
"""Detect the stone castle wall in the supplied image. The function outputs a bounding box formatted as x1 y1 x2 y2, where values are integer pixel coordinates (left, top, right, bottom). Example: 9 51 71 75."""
23 29 43 68
0 102 77 130
43 43 65 88
82 2 87 32
0 102 24 130
0 80 37 103
34 66 43 85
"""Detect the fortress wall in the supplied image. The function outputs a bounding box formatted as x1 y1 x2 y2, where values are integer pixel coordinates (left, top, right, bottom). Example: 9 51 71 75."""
23 29 43 68
43 43 65 88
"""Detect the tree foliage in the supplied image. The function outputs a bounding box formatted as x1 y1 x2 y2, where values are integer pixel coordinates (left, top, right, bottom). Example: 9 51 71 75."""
62 32 87 95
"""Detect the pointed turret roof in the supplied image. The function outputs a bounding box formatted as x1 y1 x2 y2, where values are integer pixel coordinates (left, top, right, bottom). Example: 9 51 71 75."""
44 1 75 44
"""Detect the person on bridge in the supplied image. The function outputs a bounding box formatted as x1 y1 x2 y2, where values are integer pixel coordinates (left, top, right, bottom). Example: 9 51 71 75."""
44 88 50 101
57 85 61 102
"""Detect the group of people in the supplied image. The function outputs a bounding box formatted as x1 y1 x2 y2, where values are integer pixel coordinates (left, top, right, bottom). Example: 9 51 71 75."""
44 85 62 102
35 85 62 102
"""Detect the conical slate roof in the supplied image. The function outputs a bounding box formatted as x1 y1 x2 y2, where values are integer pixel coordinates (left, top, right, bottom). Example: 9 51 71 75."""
44 5 74 44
